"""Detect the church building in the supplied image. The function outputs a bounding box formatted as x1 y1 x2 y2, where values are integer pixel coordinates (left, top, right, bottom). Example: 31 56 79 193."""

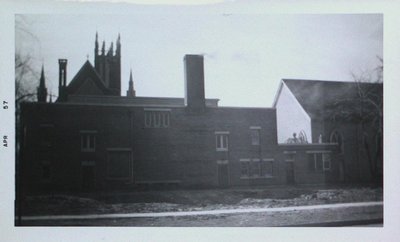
19 33 381 193
21 34 285 192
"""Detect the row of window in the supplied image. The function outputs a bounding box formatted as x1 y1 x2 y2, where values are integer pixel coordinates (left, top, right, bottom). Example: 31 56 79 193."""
39 157 132 182
215 127 261 151
240 159 274 178
39 155 332 182
285 152 331 172
79 129 261 153
144 109 170 128
308 152 331 172
44 122 344 151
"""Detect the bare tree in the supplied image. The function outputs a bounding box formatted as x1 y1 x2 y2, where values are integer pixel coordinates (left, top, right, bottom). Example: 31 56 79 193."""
15 16 40 225
327 57 383 183
15 15 39 105
15 15 39 166
15 52 38 103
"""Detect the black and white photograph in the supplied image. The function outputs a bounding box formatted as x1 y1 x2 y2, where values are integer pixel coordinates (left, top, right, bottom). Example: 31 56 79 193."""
1 0 400 241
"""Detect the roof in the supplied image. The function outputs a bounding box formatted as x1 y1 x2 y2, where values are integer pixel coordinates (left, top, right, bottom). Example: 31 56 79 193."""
66 95 220 107
67 60 111 95
278 79 383 120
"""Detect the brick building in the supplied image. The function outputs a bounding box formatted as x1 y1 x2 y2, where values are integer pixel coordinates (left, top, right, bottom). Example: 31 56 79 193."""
273 79 383 183
19 36 289 192
19 34 381 193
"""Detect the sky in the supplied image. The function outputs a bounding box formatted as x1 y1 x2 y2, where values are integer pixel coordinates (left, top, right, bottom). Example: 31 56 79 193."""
16 11 383 107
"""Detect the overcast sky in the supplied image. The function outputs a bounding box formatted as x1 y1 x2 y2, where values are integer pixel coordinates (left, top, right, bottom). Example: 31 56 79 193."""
16 11 382 107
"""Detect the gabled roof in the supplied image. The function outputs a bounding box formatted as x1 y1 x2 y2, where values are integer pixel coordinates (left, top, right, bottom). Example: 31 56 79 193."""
67 60 110 95
278 79 383 120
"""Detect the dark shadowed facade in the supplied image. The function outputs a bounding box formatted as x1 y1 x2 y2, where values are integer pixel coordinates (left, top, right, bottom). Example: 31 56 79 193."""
273 79 383 183
19 35 381 193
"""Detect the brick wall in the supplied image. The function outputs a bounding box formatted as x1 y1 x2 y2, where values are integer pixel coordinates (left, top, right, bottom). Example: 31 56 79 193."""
20 102 280 192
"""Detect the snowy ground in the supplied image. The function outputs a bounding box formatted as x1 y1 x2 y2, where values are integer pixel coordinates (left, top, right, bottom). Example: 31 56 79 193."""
20 202 383 226
20 185 382 216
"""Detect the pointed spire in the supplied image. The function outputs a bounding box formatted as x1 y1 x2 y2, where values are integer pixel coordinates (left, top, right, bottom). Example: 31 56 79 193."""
129 69 133 84
101 40 105 55
37 64 47 102
39 64 45 87
126 68 136 97
116 33 121 56
95 32 99 56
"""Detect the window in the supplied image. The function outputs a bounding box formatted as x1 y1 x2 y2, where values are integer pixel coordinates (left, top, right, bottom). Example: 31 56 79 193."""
262 158 274 176
249 159 261 177
323 153 331 170
330 130 344 154
308 152 331 172
250 127 261 145
144 108 171 128
285 153 296 161
215 131 229 151
81 131 97 152
240 158 274 178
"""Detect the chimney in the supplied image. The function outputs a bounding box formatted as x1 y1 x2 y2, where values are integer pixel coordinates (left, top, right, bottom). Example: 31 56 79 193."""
184 55 205 110
58 59 68 102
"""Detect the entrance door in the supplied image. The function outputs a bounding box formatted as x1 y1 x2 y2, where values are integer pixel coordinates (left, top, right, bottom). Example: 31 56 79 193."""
217 162 229 187
285 161 295 184
81 161 95 191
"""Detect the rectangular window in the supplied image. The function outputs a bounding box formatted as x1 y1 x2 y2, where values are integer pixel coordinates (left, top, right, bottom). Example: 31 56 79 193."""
284 151 296 161
144 108 171 128
240 158 274 178
249 160 260 177
215 131 229 151
307 152 331 172
286 153 295 161
308 154 315 170
262 158 274 176
323 153 331 171
315 153 323 171
250 127 261 145
81 131 96 152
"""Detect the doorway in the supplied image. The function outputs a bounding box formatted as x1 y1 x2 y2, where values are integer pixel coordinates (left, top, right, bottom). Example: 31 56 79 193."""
81 161 95 191
217 161 229 187
285 161 295 184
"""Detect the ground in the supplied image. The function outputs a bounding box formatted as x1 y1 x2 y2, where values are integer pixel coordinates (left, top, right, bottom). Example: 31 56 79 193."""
19 184 382 216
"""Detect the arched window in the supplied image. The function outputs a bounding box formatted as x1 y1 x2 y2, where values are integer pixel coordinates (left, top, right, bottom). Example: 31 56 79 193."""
330 130 344 154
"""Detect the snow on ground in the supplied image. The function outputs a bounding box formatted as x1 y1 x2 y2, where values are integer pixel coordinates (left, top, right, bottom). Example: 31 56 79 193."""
20 186 382 216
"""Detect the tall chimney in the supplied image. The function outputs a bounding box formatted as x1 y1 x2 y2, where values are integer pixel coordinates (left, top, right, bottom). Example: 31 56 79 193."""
184 55 205 110
58 59 68 102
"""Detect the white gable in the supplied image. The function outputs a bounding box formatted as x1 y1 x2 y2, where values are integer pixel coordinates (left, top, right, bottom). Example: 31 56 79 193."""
274 81 312 143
